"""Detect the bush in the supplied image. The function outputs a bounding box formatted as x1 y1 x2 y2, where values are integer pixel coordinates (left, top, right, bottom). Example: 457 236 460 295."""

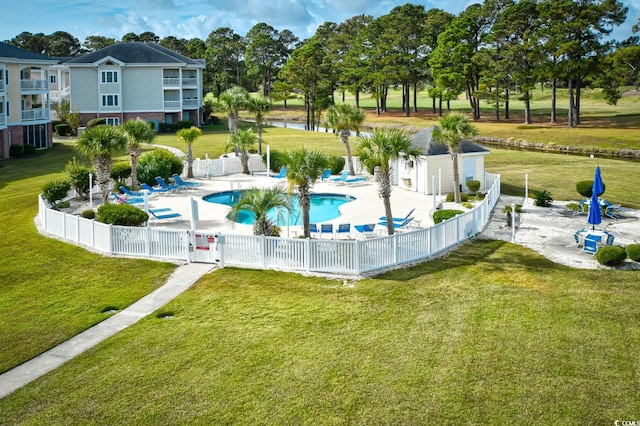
176 120 194 130
97 203 149 226
55 123 71 136
64 157 94 198
466 180 481 194
206 115 221 125
113 181 127 193
159 122 176 133
264 149 289 173
137 149 184 185
445 192 469 202
462 201 473 209
595 246 627 267
576 180 605 198
326 155 346 175
433 209 464 224
42 179 71 207
111 162 132 181
532 189 553 207
23 144 36 155
86 117 106 128
9 145 24 157
81 209 96 219
626 244 640 262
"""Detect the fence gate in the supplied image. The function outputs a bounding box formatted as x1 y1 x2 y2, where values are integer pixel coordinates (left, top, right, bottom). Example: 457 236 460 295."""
190 231 219 263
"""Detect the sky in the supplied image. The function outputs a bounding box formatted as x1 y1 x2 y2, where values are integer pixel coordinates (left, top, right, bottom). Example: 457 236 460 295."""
2 0 639 45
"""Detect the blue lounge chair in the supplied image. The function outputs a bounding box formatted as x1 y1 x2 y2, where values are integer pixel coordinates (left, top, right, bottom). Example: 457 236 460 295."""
271 167 288 179
172 174 199 189
111 192 144 205
320 223 334 238
582 234 601 255
149 209 182 221
336 223 351 239
320 169 332 180
379 208 415 224
155 176 180 192
378 216 414 229
331 171 367 184
119 186 145 197
141 183 169 194
354 224 376 238
309 223 319 236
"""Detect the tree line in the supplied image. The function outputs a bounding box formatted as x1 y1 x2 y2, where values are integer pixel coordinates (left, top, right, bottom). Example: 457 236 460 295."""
5 0 640 127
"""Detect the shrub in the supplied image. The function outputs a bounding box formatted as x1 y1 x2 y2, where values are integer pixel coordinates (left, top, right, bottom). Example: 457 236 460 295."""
206 115 221 125
532 189 553 207
433 209 464 224
626 244 640 262
264 149 289 173
326 155 346 175
64 157 94 198
113 181 127 193
23 144 36 155
176 120 194 130
9 145 24 157
42 179 71 207
466 180 481 194
55 123 71 136
445 192 469 202
595 246 627 267
81 209 96 219
97 203 148 226
111 162 132 181
86 117 106 128
462 201 473 209
137 149 183 185
576 180 605 198
159 122 176 133
57 201 71 209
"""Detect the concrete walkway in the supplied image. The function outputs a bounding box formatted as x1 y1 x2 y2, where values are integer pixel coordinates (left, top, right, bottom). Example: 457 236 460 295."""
0 262 214 399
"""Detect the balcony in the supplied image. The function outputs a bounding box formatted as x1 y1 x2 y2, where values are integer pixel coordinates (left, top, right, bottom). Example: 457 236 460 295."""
182 77 197 86
50 86 70 103
163 77 180 87
164 100 181 109
22 108 49 121
21 79 48 91
182 98 199 109
0 114 5 126
0 80 4 92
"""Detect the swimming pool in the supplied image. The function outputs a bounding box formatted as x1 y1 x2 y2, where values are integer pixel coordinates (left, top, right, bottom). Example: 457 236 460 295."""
203 190 355 226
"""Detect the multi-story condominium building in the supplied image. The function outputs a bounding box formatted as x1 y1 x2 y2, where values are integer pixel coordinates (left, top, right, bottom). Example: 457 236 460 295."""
0 42 58 158
51 42 204 128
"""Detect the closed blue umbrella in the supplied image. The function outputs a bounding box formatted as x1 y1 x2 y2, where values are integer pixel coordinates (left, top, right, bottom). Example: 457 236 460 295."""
588 166 603 231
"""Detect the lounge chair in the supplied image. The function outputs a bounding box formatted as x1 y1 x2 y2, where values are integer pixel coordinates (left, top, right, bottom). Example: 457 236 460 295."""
111 192 144 205
119 186 145 197
320 169 332 180
336 223 351 239
582 234 601 255
271 167 288 179
330 171 350 182
379 208 415 224
378 216 414 229
172 174 199 189
141 183 169 194
149 209 182 221
155 176 181 192
354 224 376 239
320 223 334 238
309 223 319 236
331 171 367 184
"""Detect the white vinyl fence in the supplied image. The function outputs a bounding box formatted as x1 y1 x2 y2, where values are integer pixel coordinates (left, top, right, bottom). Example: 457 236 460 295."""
38 173 500 277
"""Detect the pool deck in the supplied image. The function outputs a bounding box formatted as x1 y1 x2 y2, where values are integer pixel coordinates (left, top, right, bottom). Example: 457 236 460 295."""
142 173 452 237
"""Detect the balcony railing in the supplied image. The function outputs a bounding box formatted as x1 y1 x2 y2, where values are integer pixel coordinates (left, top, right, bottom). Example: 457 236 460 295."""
50 86 71 102
0 80 5 92
0 114 5 126
182 77 197 86
163 77 180 86
22 108 49 121
21 80 48 91
182 99 199 108
164 100 181 109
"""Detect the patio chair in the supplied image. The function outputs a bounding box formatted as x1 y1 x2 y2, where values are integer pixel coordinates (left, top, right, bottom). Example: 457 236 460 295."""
149 209 182 221
379 208 415 224
604 232 615 246
354 224 376 239
336 223 351 239
111 192 144 205
602 200 621 219
573 199 588 215
172 174 199 189
378 216 414 229
309 223 319 237
271 167 288 179
582 234 601 255
141 183 169 194
572 228 586 247
155 176 181 192
119 186 145 197
320 223 334 238
320 169 332 180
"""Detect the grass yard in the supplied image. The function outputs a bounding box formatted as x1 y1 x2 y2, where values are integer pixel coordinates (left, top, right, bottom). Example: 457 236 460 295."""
0 144 175 373
2 243 640 424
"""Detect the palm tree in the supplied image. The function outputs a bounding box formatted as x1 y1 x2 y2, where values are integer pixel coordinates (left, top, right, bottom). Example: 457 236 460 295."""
246 96 272 155
217 86 249 136
225 128 257 175
228 187 291 236
177 127 203 178
121 119 155 190
324 103 365 176
432 112 478 203
285 147 328 238
356 128 423 236
75 125 127 204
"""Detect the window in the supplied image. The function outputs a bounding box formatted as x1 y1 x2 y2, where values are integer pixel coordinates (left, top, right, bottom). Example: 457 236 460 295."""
101 71 118 84
105 117 119 126
101 94 119 107
50 75 57 84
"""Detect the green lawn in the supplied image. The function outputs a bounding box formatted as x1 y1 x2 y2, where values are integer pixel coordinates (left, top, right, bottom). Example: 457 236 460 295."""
0 144 175 373
2 244 639 424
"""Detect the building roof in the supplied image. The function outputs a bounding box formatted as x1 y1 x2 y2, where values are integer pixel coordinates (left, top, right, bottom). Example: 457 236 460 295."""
0 41 57 63
65 42 203 66
412 125 490 156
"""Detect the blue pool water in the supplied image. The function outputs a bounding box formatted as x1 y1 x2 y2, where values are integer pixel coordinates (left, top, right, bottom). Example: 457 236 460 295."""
203 190 355 226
